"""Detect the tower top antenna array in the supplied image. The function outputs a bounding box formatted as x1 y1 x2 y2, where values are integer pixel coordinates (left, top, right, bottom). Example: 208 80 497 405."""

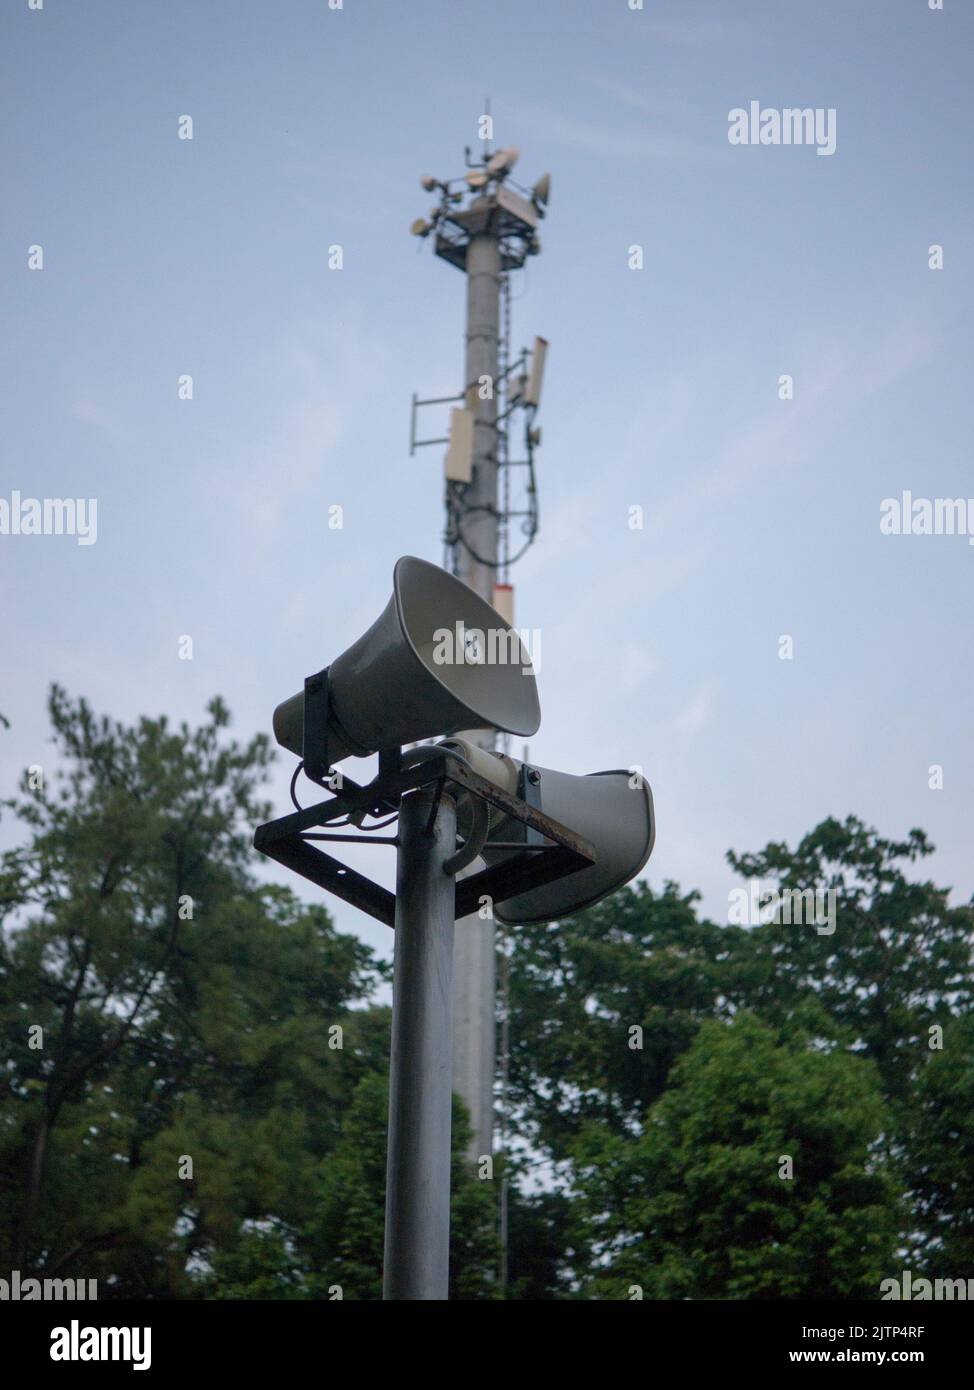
409 144 551 590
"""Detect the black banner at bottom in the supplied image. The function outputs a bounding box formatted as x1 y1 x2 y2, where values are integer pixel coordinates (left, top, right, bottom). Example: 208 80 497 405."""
2 1296 969 1374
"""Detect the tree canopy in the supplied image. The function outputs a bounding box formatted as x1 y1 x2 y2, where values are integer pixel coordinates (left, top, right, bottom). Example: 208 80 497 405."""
2 688 971 1298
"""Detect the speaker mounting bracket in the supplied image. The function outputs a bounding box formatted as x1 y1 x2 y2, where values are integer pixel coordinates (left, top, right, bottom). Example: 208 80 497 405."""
517 762 545 848
302 667 332 786
253 749 596 928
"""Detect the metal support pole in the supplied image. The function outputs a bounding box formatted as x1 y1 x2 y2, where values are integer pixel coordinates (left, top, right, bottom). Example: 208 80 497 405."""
383 785 458 1301
452 227 502 1164
461 230 501 603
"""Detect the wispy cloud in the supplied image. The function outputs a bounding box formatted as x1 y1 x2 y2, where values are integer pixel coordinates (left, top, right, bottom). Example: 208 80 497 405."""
674 684 713 734
642 17 732 47
645 316 939 539
511 98 722 167
70 395 128 442
220 311 394 543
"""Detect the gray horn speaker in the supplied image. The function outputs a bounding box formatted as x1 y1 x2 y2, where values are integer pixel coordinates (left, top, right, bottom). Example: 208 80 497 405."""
438 739 654 925
492 764 654 924
272 556 541 764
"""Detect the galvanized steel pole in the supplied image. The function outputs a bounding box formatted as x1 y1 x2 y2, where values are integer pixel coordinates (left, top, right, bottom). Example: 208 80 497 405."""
383 785 458 1300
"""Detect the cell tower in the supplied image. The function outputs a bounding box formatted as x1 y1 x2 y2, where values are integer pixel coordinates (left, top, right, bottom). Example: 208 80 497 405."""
409 136 551 1160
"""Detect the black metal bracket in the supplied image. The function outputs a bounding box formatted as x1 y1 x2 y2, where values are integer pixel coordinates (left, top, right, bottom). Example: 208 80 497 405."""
302 667 332 786
253 749 596 928
517 763 545 848
300 671 399 814
378 746 401 781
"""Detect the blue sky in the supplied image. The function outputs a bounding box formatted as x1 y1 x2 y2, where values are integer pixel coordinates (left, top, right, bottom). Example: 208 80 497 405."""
2 0 972 963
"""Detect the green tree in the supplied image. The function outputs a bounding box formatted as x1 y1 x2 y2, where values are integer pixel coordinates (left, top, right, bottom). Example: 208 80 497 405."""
0 687 384 1293
725 816 974 1104
504 1186 583 1300
4 688 969 1300
906 1012 974 1272
305 1074 499 1300
505 882 738 1159
571 1014 902 1300
199 1074 499 1300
